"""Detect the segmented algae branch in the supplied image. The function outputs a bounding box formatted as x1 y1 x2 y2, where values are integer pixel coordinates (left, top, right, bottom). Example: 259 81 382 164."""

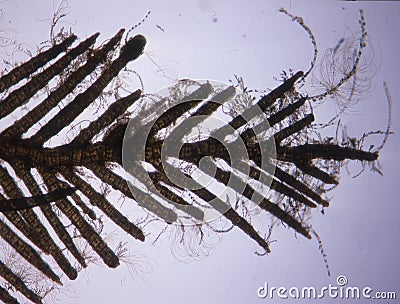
0 7 390 304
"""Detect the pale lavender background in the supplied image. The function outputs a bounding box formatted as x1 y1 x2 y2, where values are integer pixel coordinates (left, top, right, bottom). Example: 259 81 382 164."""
1 1 399 303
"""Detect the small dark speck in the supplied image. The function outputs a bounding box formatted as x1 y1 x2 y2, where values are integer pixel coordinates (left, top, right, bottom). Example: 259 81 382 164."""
178 13 182 16
212 11 218 23
242 33 247 38
156 24 165 32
